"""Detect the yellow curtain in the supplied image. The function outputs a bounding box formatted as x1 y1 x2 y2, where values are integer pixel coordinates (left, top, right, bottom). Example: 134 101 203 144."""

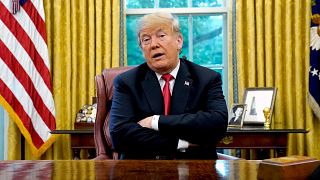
232 0 320 159
8 0 124 160
228 1 235 106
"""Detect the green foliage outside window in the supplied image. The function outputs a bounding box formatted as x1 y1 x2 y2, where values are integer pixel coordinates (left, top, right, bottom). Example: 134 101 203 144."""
126 0 154 8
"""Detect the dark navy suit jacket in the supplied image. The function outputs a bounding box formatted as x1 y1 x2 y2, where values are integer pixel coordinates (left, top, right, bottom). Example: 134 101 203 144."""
109 58 228 159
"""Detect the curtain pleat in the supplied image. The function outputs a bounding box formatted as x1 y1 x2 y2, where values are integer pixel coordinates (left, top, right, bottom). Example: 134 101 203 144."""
7 0 122 160
228 0 234 105
233 0 320 159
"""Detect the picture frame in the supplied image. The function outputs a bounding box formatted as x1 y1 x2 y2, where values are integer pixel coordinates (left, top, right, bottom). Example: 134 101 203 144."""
242 87 277 125
228 104 247 128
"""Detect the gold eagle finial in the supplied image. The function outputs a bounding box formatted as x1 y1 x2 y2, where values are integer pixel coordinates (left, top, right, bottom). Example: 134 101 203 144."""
311 14 320 36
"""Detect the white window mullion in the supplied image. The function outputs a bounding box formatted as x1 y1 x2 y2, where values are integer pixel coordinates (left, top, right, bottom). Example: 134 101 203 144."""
155 0 159 8
205 64 224 69
224 0 228 8
188 0 192 7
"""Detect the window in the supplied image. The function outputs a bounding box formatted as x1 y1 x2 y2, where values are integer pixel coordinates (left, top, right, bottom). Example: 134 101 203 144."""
124 0 228 98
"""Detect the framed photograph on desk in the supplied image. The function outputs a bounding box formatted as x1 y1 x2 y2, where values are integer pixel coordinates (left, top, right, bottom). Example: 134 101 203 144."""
243 87 277 125
228 104 247 128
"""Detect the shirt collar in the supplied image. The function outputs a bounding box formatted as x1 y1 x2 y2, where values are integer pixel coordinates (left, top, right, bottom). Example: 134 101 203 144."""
155 60 180 81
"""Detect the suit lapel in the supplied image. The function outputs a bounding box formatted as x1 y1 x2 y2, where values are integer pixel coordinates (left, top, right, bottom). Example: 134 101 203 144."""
141 69 164 114
171 61 192 114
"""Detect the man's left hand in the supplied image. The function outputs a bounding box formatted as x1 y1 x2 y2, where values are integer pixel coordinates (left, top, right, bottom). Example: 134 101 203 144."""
138 116 152 128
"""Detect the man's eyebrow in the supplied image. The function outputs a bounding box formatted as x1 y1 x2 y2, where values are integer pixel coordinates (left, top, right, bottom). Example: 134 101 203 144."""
140 28 167 37
140 33 150 38
156 29 167 34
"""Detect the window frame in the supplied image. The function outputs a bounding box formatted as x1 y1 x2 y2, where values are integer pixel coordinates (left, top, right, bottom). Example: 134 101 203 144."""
124 2 229 100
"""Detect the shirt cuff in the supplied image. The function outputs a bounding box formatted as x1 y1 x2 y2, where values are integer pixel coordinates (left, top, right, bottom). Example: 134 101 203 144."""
177 139 189 150
151 115 160 131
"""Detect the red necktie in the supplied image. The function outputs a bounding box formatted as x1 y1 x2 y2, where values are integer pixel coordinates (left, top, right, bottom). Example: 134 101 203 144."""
161 74 173 115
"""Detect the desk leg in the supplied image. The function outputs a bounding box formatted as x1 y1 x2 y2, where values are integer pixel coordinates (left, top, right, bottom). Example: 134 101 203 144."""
73 149 81 160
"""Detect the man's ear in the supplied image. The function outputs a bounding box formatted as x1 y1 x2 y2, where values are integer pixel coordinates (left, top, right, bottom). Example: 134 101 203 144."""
177 34 183 50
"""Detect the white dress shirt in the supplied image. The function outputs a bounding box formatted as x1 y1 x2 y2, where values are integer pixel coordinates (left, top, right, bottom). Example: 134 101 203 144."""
149 60 189 150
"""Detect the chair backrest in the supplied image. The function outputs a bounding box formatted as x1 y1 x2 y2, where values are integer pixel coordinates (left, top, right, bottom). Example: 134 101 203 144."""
94 66 134 160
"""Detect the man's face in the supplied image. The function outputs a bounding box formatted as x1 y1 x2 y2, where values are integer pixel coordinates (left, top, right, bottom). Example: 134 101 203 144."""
139 26 183 74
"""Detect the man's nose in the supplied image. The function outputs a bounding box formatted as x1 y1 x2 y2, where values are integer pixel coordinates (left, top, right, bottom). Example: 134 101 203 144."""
150 37 160 49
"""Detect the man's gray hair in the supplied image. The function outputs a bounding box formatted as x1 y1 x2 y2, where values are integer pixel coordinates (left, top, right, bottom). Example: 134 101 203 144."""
137 12 182 47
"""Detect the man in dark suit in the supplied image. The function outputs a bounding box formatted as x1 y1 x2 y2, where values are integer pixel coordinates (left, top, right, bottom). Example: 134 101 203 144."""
109 12 228 159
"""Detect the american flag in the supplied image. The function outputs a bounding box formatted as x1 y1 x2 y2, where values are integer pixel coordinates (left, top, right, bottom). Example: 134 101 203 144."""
0 0 56 157
309 0 320 120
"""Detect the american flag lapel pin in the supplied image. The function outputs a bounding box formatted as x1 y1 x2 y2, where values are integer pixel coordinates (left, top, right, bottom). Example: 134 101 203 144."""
184 81 190 86
11 0 20 14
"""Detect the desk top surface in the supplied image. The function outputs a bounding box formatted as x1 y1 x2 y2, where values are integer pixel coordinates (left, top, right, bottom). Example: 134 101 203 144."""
0 160 260 179
51 128 308 134
226 128 308 133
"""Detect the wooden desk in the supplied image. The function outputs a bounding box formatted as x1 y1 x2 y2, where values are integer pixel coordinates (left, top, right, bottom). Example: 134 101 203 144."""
0 160 261 179
51 128 308 160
